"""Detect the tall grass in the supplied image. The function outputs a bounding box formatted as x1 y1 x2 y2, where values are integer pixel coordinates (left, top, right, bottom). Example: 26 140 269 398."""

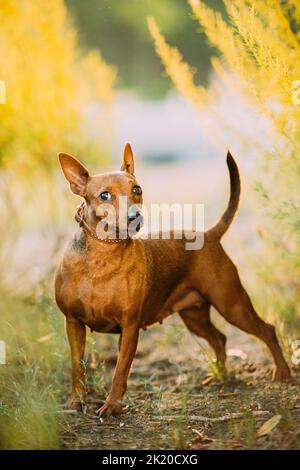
148 0 300 327
0 287 66 449
0 169 73 448
0 0 116 172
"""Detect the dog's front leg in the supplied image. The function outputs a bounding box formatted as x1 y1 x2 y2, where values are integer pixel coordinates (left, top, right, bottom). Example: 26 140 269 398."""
97 323 139 416
66 317 87 411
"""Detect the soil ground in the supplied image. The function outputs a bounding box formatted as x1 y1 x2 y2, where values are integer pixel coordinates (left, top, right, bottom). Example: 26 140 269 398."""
60 313 300 450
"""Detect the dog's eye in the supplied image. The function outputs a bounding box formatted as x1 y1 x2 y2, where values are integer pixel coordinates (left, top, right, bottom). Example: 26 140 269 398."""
132 185 142 196
99 191 112 201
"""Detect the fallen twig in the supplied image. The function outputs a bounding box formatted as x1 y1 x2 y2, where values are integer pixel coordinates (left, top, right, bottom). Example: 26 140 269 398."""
151 410 270 423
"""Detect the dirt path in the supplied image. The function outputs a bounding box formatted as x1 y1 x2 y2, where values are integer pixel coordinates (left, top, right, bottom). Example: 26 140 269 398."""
61 316 300 450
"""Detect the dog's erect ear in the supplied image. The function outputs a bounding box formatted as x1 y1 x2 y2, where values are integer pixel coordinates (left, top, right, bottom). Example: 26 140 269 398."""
121 143 134 175
58 153 89 196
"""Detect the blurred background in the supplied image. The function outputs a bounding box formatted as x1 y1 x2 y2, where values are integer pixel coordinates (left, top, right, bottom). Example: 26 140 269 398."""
0 0 269 290
1 0 300 449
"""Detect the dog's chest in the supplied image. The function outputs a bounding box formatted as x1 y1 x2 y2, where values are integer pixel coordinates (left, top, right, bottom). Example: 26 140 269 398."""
56 243 145 331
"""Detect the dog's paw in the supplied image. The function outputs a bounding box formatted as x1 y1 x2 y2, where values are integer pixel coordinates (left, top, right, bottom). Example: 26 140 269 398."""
68 397 86 412
96 399 123 417
272 366 291 381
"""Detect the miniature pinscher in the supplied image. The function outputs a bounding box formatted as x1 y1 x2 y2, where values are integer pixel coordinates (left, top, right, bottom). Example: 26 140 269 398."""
55 144 291 416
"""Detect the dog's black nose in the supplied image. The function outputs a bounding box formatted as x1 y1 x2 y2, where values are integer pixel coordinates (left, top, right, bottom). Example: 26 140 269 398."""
128 211 142 223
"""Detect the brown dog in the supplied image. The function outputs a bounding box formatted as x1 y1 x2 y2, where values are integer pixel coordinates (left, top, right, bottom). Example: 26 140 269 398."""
55 144 291 416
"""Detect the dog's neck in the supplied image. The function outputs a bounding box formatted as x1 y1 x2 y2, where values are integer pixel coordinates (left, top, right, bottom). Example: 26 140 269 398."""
72 228 131 254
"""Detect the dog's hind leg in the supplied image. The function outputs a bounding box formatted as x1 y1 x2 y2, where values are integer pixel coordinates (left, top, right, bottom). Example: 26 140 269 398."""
179 304 227 370
208 262 291 381
219 295 290 381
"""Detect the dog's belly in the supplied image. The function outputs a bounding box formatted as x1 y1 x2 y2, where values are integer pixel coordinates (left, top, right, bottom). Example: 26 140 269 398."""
142 286 203 330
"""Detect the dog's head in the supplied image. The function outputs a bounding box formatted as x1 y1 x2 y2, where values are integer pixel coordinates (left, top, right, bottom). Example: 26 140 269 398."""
59 143 143 238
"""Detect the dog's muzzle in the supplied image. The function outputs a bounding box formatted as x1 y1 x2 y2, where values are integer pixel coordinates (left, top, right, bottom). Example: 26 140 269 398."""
127 208 143 235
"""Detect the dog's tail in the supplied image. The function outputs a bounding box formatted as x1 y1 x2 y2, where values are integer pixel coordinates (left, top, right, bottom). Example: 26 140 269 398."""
205 151 240 241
